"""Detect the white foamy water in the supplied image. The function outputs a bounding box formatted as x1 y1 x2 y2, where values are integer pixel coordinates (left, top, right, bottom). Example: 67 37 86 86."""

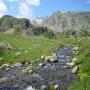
25 86 35 90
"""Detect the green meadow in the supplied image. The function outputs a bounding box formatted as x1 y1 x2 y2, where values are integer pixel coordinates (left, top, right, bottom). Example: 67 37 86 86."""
0 32 76 65
0 32 90 90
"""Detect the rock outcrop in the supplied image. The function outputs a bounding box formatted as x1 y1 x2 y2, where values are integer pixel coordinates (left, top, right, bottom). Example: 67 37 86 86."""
41 12 90 32
0 15 33 34
0 15 49 35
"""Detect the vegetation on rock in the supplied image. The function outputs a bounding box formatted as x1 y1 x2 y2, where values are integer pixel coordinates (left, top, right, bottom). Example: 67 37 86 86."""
42 12 90 32
23 66 39 73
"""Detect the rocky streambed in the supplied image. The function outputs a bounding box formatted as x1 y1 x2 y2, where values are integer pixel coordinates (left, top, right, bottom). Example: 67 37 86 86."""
0 46 77 90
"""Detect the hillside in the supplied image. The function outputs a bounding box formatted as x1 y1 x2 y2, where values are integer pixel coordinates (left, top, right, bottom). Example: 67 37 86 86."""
0 12 90 35
0 15 48 36
0 15 33 34
41 12 90 32
0 13 90 90
0 31 90 90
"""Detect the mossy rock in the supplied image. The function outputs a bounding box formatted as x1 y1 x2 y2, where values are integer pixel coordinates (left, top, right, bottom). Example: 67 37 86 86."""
1 63 10 69
45 55 58 63
23 66 39 73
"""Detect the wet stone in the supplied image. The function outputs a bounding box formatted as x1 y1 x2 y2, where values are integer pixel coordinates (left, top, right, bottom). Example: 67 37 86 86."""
54 84 59 89
39 63 45 67
41 85 47 90
0 77 8 83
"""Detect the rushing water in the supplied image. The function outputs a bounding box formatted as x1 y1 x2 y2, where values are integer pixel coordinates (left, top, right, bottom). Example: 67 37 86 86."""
0 46 76 90
25 86 35 90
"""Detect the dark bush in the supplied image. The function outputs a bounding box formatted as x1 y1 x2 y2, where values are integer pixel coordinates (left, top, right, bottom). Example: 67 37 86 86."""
44 29 56 39
0 43 5 55
14 27 22 35
32 26 48 35
85 51 90 57
79 29 90 37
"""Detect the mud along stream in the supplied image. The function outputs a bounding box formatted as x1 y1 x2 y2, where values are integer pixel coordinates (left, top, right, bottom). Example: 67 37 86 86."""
0 46 77 90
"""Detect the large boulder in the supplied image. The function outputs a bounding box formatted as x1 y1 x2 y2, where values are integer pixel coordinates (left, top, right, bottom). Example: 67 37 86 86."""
41 85 47 90
54 84 59 89
13 62 22 67
39 63 45 67
50 57 58 63
45 55 58 63
72 65 79 74
73 46 79 51
23 66 39 73
72 58 78 62
67 62 75 68
1 63 10 69
0 77 8 83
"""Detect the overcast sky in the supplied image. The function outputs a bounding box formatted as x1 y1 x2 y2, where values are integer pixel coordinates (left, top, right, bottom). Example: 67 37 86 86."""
0 0 90 19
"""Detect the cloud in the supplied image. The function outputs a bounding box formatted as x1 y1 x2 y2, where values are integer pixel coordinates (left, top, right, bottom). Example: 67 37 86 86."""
18 2 33 18
0 0 8 17
26 0 40 6
7 0 20 2
18 0 41 19
0 0 41 19
7 0 41 6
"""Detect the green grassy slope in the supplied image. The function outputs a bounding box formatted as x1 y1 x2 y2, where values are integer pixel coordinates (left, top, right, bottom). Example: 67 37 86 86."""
0 32 77 65
68 37 90 90
0 32 90 90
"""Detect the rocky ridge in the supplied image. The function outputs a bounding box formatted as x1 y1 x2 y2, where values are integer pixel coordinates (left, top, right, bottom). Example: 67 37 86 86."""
41 12 90 32
0 15 33 34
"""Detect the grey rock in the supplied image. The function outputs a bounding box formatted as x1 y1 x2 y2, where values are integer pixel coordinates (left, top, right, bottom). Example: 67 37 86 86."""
54 84 59 89
41 85 47 90
72 58 77 62
13 62 22 67
41 12 90 32
1 63 10 69
72 66 79 74
39 63 45 67
45 56 58 63
0 77 8 83
6 67 9 71
67 62 75 68
73 46 79 51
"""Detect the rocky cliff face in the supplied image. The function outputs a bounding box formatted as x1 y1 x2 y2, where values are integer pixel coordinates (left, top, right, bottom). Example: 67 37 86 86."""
0 15 33 35
41 12 90 32
0 12 90 34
